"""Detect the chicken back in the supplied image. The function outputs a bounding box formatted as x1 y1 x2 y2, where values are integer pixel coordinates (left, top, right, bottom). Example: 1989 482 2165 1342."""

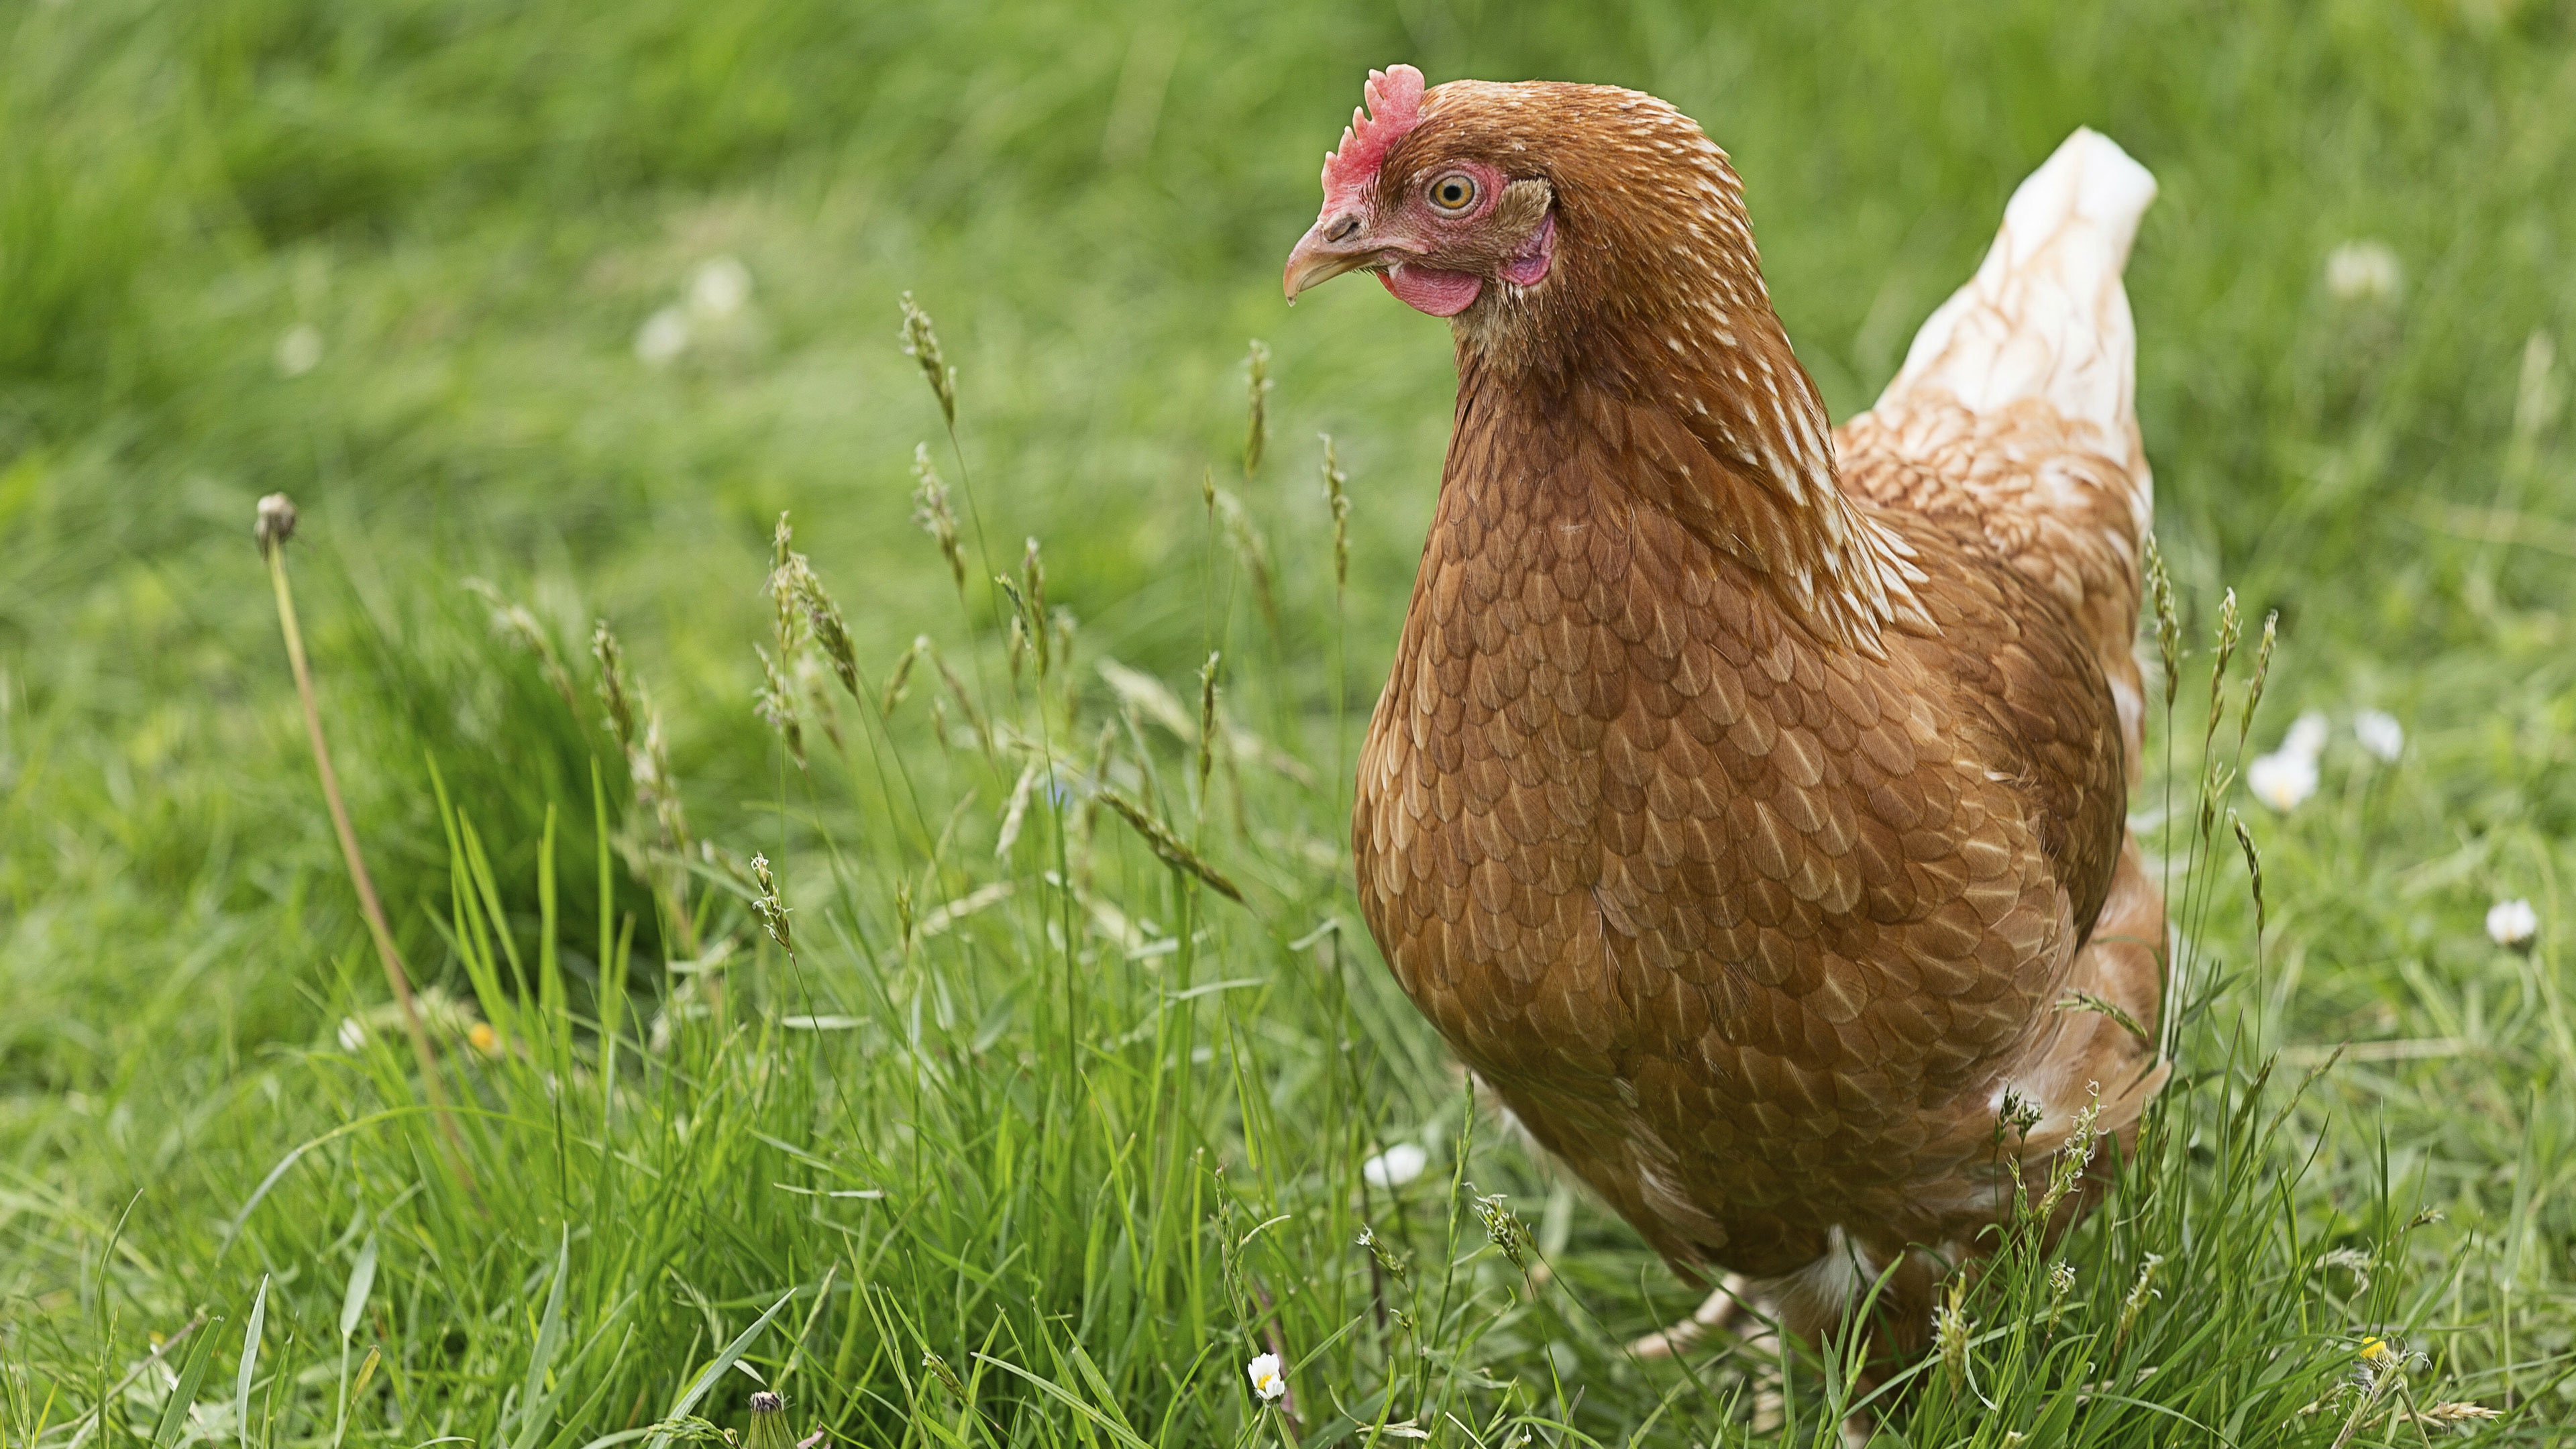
1285 67 2167 1354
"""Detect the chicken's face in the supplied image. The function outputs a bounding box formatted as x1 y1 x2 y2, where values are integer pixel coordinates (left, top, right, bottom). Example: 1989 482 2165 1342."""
1283 64 1792 392
1282 65 1558 320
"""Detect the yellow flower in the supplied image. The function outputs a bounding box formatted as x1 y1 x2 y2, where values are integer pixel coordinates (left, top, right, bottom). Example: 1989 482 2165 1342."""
2358 1336 2390 1363
467 1022 502 1058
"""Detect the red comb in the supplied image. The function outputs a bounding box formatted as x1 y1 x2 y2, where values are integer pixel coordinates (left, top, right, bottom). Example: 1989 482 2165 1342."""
1320 64 1426 211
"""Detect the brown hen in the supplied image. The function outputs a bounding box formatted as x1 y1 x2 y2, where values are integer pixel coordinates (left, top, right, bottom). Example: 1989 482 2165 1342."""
1284 66 2168 1367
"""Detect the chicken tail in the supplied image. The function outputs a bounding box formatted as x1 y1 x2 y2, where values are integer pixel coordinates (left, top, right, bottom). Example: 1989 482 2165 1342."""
1838 128 2159 759
1881 128 2157 458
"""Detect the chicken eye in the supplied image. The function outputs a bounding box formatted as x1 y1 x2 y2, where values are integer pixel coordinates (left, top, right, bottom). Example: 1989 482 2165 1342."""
1426 172 1479 214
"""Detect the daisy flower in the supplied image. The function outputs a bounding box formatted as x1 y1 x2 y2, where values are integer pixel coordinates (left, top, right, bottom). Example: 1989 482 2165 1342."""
2247 747 2319 812
1362 1143 1428 1189
2353 710 2403 763
1245 1352 1285 1403
2486 898 2538 951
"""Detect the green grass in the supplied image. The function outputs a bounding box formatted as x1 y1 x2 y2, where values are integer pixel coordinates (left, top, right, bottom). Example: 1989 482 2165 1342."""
5 0 2575 1442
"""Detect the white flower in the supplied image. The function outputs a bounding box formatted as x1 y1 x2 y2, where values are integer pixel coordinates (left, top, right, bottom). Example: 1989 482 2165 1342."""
274 323 324 378
2246 748 2318 813
689 256 752 320
2325 240 2402 303
1362 1142 1428 1189
635 306 690 365
2284 710 2331 760
336 1017 366 1051
2353 710 2404 763
1245 1352 1285 1402
2486 898 2538 949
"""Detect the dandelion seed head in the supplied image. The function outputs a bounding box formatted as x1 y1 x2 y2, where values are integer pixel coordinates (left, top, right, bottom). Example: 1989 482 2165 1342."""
254 493 299 555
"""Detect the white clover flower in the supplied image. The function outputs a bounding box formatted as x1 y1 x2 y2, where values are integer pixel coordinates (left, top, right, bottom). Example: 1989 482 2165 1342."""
635 306 690 366
2284 710 2331 760
275 323 324 378
690 256 752 320
1362 1142 1428 1189
337 1016 366 1051
2353 710 2404 763
1245 1352 1285 1402
2486 898 2538 950
2325 240 2402 302
2247 748 2319 813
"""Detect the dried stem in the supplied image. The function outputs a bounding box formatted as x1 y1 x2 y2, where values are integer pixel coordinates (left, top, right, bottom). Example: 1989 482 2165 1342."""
257 495 478 1199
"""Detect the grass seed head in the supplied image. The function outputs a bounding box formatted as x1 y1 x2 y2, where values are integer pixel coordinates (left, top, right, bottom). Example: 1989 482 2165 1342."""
2316 1246 2373 1292
1355 1224 1410 1282
2233 812 2266 932
2055 989 2151 1046
2143 533 2181 708
1021 538 1050 677
1468 1187 1532 1271
2039 1081 2105 1218
920 1350 967 1399
754 646 807 769
1053 608 1079 712
996 763 1040 859
2204 586 2241 746
2116 1252 2165 1344
932 645 990 752
881 637 926 718
592 622 639 749
784 564 861 702
1243 339 1271 478
1211 487 1280 633
1998 1087 2043 1146
1096 787 1244 901
1320 433 1351 590
2240 608 2278 746
466 578 578 709
912 445 965 590
1196 651 1220 801
898 292 957 425
750 852 792 953
2045 1261 2077 1332
1933 1274 1970 1381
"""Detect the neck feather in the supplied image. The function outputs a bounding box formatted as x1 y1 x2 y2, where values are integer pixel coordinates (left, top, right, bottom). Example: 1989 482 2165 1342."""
1444 105 1926 650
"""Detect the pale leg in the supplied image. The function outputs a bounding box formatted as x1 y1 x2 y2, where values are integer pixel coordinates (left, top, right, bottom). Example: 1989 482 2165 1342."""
1627 1273 1750 1358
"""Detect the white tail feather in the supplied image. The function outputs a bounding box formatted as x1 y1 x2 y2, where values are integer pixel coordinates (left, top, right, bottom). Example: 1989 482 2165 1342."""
1878 128 2157 469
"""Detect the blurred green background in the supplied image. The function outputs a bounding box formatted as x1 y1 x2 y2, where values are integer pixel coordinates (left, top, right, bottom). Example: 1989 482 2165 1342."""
5 0 2575 1438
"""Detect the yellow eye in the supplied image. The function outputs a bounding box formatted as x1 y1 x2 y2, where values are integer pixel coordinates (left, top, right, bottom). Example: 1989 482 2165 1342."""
1427 172 1479 214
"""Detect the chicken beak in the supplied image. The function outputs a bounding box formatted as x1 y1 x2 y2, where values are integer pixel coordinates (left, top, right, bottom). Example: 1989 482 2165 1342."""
1283 212 1383 301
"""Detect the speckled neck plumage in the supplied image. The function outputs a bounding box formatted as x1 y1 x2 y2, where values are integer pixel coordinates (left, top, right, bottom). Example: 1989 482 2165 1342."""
1414 81 1927 654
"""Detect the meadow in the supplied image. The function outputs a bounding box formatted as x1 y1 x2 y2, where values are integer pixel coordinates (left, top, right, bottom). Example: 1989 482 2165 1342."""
4 0 2575 1442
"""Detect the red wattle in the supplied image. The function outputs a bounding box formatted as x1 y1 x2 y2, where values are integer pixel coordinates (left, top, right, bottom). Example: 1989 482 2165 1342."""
1381 264 1484 317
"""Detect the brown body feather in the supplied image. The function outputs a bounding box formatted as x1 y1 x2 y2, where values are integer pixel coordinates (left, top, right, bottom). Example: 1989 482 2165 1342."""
1326 77 2166 1358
